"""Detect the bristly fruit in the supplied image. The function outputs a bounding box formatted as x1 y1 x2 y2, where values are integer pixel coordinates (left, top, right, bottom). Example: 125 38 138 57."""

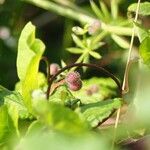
68 80 82 91
50 63 60 75
65 71 81 84
65 71 82 91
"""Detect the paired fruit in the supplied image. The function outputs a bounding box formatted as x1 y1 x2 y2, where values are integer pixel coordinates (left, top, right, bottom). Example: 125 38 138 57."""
65 71 82 91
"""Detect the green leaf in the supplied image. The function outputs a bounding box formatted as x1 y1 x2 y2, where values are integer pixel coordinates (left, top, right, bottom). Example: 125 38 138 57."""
139 36 150 67
91 31 108 46
0 85 19 106
17 130 110 150
90 0 104 21
83 54 90 64
72 77 117 104
111 34 130 49
0 85 29 132
33 101 88 135
61 60 67 68
71 34 85 49
128 2 150 16
111 0 118 19
137 28 150 43
48 85 81 110
99 1 110 21
79 98 122 127
0 105 17 144
135 22 150 42
26 120 44 137
67 47 83 54
89 51 101 59
17 22 45 111
92 42 105 50
0 85 25 109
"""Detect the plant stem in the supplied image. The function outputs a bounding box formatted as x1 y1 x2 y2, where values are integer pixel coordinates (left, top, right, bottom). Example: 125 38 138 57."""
23 0 133 36
122 0 141 93
23 0 93 24
111 1 141 149
111 108 121 150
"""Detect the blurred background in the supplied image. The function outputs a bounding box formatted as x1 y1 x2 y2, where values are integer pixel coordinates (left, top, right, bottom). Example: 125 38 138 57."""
0 0 146 89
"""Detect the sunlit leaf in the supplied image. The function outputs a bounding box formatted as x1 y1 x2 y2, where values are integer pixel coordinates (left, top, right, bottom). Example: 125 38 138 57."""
89 51 101 59
49 85 76 105
92 42 105 50
111 34 130 49
72 34 85 49
111 0 118 19
0 105 17 144
67 47 83 54
33 101 88 135
61 60 67 68
99 1 110 21
26 120 44 137
17 22 45 111
17 130 110 150
90 0 104 21
0 85 29 130
135 22 150 42
72 77 117 104
139 36 150 67
79 98 122 127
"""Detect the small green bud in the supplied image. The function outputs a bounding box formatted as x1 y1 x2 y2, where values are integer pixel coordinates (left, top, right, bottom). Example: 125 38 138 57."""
72 26 87 35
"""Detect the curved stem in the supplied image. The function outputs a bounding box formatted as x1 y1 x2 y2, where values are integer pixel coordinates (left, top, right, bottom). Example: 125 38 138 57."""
47 63 122 99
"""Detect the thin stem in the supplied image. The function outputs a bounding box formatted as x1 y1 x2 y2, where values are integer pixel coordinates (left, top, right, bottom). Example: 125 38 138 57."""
23 0 133 36
122 0 141 93
47 63 122 99
111 1 141 149
23 0 93 24
102 23 133 36
111 108 121 150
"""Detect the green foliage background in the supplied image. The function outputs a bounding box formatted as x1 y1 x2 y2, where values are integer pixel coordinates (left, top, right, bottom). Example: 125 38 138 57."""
0 0 141 89
0 0 150 150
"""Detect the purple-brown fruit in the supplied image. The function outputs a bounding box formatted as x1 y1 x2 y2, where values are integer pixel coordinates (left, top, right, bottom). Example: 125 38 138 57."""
67 80 82 91
65 71 81 84
50 63 60 75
